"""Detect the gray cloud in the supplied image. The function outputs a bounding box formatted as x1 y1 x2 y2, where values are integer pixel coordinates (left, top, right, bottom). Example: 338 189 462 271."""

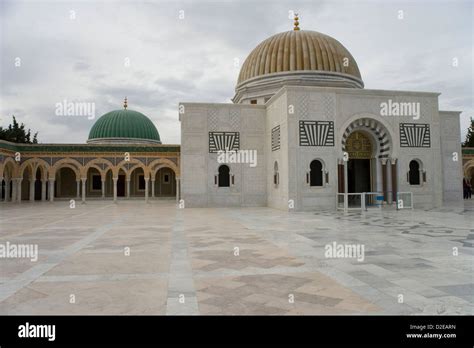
73 61 90 71
0 0 472 144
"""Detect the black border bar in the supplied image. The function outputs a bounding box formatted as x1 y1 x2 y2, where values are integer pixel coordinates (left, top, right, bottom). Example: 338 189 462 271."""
0 315 473 346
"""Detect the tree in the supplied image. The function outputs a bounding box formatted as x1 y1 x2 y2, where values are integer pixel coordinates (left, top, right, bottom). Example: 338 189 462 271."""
463 117 474 147
0 116 38 144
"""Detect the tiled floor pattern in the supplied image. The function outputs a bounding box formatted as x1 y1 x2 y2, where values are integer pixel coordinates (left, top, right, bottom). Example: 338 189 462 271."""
0 200 472 315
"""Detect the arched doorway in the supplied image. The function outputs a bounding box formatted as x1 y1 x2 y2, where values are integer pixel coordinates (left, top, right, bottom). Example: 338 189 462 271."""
86 167 103 198
154 167 176 197
21 166 32 201
129 167 145 198
346 131 374 193
340 117 395 207
55 167 78 198
34 167 42 200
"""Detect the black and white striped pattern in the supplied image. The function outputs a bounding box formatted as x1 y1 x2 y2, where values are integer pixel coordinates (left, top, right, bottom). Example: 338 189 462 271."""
299 121 334 146
271 125 280 151
209 132 240 153
400 123 430 148
341 118 390 158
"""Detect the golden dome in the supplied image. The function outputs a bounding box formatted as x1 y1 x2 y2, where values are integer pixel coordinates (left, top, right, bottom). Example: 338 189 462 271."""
237 30 362 86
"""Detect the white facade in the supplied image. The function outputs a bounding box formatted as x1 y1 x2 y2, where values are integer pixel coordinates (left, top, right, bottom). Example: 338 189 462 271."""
180 85 462 211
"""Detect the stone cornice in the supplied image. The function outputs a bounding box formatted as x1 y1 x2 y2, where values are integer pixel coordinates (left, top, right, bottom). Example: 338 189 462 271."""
0 140 180 153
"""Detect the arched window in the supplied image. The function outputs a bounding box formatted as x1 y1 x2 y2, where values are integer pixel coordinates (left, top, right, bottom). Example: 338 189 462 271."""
310 160 323 187
408 160 420 185
273 161 279 186
218 165 230 187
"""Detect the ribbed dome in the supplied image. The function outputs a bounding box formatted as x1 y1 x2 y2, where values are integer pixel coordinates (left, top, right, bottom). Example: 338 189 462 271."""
237 30 362 87
87 109 161 144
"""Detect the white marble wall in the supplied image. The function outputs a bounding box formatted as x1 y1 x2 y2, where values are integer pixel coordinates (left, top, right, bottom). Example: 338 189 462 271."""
284 86 446 210
266 91 290 210
287 89 339 211
439 111 463 204
180 103 266 207
180 86 461 210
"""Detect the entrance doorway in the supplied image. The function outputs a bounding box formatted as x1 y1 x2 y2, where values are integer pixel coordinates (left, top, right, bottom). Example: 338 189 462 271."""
338 118 396 210
154 168 176 197
117 175 125 197
346 131 373 193
348 159 371 193
34 169 42 200
345 131 374 207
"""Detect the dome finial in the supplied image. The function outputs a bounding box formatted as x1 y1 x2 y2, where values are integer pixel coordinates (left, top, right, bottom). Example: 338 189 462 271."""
294 13 300 31
123 97 128 110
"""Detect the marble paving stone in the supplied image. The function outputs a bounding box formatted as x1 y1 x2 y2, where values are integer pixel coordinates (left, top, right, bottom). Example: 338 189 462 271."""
435 284 474 303
0 200 472 315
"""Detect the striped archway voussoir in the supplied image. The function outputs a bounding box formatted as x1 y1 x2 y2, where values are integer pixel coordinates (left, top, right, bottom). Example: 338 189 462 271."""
341 118 390 158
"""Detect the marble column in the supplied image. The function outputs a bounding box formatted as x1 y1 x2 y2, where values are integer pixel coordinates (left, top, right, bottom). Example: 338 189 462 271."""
81 178 86 203
11 179 17 202
49 178 55 202
381 159 388 202
76 180 80 199
113 177 118 203
126 179 131 199
41 180 46 201
376 158 383 193
343 160 348 195
391 158 397 202
101 180 105 198
343 160 348 210
176 177 180 202
17 178 22 203
151 180 155 198
386 159 392 204
337 160 344 193
29 178 35 202
144 178 149 203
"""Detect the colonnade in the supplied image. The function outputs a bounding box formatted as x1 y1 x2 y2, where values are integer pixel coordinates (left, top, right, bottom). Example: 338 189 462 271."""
1 176 181 203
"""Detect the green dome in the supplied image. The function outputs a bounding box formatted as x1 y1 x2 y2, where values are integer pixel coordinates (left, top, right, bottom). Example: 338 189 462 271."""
88 109 161 144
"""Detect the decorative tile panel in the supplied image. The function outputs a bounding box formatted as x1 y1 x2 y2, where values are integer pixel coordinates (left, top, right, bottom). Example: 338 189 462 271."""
299 121 334 146
400 123 430 148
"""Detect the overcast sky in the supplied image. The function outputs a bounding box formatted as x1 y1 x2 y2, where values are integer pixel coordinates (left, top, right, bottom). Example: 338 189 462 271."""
0 0 472 144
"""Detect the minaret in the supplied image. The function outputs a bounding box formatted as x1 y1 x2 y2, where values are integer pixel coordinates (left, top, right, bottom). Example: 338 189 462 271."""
294 13 300 31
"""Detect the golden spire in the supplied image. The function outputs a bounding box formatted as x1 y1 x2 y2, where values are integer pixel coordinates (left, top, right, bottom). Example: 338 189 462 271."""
293 13 300 31
123 97 128 110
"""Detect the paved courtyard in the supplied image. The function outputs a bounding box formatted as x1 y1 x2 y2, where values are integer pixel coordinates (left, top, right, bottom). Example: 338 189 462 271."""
0 200 473 315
